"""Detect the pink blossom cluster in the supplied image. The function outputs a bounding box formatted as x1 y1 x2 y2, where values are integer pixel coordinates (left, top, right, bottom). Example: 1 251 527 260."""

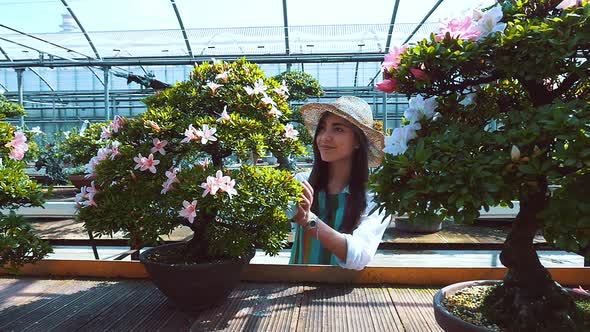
75 181 98 207
181 124 218 144
84 144 120 178
4 131 28 161
161 167 179 194
377 3 507 94
133 153 160 174
200 170 238 198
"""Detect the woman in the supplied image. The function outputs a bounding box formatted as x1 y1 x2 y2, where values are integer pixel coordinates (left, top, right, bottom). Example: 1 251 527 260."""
289 96 388 270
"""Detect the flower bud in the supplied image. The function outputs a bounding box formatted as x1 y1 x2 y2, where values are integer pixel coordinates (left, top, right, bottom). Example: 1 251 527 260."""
511 145 520 162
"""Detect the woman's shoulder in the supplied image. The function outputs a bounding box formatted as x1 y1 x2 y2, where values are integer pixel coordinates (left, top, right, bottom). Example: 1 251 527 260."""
294 171 311 182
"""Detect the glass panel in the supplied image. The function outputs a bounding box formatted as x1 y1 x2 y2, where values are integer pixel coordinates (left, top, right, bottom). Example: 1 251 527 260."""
287 0 393 26
177 0 284 29
0 1 95 60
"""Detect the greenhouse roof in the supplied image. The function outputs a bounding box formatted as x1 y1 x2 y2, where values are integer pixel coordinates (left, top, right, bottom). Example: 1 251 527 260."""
0 0 492 68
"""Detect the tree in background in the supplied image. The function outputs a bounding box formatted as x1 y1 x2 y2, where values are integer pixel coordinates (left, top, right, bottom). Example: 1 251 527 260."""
0 94 52 273
272 70 325 170
372 1 589 330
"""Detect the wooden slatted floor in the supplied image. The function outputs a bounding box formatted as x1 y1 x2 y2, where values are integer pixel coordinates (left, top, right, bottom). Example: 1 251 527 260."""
0 276 443 331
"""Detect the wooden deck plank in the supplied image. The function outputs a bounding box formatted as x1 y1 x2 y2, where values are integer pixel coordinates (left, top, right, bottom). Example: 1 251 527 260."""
0 277 464 331
386 287 443 332
45 280 139 331
76 280 155 332
0 278 77 327
2 279 99 331
22 280 121 332
365 287 405 332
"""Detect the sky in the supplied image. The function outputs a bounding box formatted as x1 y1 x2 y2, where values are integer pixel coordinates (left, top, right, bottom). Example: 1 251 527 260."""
0 0 493 33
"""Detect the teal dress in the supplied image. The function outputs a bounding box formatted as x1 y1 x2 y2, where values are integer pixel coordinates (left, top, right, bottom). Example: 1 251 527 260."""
289 191 348 266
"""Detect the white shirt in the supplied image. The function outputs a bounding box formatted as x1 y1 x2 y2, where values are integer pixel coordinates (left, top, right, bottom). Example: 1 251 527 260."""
293 172 390 270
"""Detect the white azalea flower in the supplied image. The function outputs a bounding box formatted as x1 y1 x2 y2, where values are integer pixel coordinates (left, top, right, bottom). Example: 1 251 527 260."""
383 124 420 156
476 4 507 38
404 95 437 124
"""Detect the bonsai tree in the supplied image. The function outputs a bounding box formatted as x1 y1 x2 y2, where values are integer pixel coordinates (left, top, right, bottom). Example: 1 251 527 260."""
76 58 305 262
372 0 589 330
0 94 52 273
271 70 324 170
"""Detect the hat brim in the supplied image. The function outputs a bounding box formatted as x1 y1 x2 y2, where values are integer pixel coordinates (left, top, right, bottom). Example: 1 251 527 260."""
299 102 385 168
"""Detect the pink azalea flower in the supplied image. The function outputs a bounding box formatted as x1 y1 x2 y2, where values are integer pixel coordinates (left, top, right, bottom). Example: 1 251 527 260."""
382 45 408 72
557 0 582 9
95 148 111 162
268 106 283 118
284 124 299 140
436 16 481 41
82 181 98 207
133 154 147 171
243 86 255 96
207 82 223 94
261 94 277 106
216 106 231 123
151 138 168 155
110 141 121 160
273 80 289 96
142 154 160 173
376 79 400 93
181 124 202 143
100 126 112 140
253 79 267 94
410 68 429 81
165 167 180 183
5 131 28 161
179 200 198 223
215 71 230 82
84 157 99 176
197 158 210 170
110 115 125 133
147 120 161 132
200 172 222 197
219 176 238 198
161 168 179 194
196 124 217 144
75 186 88 205
574 286 589 295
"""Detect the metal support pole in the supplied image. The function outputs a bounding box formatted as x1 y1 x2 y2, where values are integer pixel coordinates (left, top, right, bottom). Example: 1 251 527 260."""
382 93 387 134
16 68 25 127
103 66 110 121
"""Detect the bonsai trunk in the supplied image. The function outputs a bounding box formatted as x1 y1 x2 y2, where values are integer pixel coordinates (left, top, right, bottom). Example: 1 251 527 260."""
491 179 576 330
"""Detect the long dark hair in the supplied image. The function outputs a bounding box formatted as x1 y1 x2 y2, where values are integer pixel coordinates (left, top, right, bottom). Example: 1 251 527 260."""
308 112 369 234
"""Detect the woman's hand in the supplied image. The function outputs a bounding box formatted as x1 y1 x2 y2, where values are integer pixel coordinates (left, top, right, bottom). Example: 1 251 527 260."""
293 180 314 226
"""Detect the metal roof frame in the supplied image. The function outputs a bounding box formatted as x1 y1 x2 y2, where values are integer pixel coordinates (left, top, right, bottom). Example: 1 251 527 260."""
60 0 101 60
170 0 193 58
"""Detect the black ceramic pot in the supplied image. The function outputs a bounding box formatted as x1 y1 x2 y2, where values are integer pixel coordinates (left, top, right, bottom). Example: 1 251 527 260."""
433 280 590 332
139 242 251 311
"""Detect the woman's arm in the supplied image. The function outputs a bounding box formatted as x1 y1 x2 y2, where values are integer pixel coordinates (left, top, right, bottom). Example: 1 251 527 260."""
336 192 390 270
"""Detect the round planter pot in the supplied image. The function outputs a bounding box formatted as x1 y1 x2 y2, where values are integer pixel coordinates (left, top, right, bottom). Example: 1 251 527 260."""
68 174 95 189
139 242 249 311
433 280 590 332
393 217 443 233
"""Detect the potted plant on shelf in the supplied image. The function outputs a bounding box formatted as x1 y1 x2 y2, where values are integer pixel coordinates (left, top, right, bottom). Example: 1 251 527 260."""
75 58 305 310
372 1 589 331
52 122 108 188
0 94 52 273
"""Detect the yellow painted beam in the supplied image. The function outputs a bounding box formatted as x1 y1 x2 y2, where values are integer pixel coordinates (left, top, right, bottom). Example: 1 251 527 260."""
4 260 589 287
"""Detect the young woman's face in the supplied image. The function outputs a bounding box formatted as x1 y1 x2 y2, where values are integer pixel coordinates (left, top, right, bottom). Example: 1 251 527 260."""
316 113 359 164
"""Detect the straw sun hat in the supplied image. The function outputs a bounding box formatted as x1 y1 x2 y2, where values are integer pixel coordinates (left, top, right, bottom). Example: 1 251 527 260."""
299 96 385 167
